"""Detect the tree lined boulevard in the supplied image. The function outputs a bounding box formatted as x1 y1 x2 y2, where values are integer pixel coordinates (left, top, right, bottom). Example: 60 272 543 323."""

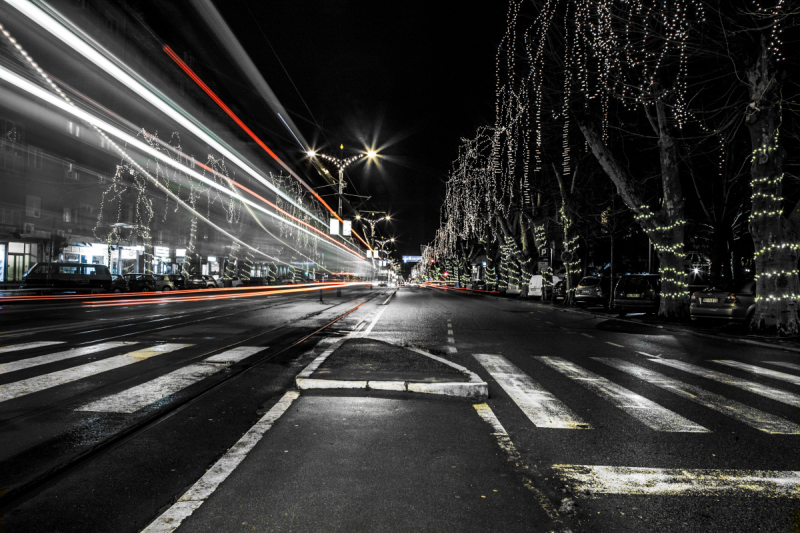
1 285 798 532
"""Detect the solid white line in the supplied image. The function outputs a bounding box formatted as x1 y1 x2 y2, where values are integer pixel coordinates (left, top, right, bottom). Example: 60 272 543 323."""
361 305 388 335
0 344 189 403
141 391 300 533
0 341 65 355
474 353 590 429
554 464 800 497
596 358 800 434
78 346 264 413
650 358 800 407
295 338 347 380
713 360 800 387
538 357 708 432
0 341 136 374
765 361 800 373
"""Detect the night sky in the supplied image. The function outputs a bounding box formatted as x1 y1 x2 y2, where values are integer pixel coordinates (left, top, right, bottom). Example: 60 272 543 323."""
215 1 511 258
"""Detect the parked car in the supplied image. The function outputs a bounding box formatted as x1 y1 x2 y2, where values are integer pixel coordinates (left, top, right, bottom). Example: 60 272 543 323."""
552 280 566 303
210 275 225 288
690 279 756 322
124 274 156 292
185 274 216 289
220 276 243 288
165 274 186 290
110 274 129 293
529 274 562 300
614 274 661 316
574 276 612 309
153 275 177 291
23 262 113 293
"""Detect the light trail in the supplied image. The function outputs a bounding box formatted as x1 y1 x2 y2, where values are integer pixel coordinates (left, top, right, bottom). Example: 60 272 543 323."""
163 45 344 224
0 64 365 261
8 0 323 225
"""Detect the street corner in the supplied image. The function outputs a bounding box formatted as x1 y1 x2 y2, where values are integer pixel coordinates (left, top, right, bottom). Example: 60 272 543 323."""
295 337 488 400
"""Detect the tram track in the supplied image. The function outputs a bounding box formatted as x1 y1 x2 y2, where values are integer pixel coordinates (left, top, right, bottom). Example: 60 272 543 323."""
0 290 381 514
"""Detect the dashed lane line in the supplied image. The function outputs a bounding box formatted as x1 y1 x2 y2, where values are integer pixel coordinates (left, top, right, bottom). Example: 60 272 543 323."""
649 358 800 408
77 346 266 413
0 344 190 404
537 357 708 433
474 354 591 429
606 342 624 348
580 333 594 339
712 360 800 387
554 465 800 497
141 391 300 533
596 358 800 434
0 341 65 355
0 341 137 375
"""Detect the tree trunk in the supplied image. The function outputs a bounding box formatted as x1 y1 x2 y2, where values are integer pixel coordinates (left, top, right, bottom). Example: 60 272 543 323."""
746 37 800 334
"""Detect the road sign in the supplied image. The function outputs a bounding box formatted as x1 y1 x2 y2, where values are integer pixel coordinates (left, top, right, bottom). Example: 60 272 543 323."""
561 251 574 263
402 255 422 263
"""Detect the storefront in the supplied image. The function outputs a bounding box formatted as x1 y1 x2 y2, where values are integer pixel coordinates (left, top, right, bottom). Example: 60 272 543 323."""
5 241 39 284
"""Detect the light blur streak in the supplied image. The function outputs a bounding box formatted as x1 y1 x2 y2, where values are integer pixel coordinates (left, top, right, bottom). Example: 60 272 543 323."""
163 45 343 225
80 283 371 308
9 0 323 224
0 64 365 263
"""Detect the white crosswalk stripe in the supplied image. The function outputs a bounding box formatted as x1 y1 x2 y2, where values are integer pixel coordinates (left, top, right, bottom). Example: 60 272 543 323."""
713 360 800 387
596 358 800 434
554 464 800 497
0 342 136 375
474 353 590 429
0 341 65 355
537 357 708 432
764 361 800 373
649 358 800 407
79 346 265 413
0 344 190 403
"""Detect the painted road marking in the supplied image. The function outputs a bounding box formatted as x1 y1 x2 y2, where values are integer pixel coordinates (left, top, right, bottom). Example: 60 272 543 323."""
596 358 800 434
474 353 590 429
713 360 800 387
554 464 800 497
637 351 661 358
0 341 65 355
580 333 595 339
0 344 190 403
0 341 136 375
78 346 264 413
649 358 800 407
538 357 708 432
361 305 388 336
141 391 300 533
765 361 800 373
606 342 624 348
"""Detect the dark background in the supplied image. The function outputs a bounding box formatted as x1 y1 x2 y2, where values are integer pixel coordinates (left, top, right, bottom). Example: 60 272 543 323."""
213 1 510 258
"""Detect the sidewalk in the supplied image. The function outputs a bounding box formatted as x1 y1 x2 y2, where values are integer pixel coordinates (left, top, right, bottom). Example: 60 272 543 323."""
143 337 565 533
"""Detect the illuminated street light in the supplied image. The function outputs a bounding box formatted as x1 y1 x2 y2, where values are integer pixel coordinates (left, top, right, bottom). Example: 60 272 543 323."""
306 147 377 216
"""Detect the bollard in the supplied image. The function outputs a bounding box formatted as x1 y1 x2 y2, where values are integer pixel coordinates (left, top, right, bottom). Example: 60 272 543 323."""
319 289 323 302
336 288 342 297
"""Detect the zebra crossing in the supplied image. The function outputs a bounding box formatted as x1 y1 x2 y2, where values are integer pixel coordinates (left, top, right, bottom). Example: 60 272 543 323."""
474 353 800 435
0 341 267 413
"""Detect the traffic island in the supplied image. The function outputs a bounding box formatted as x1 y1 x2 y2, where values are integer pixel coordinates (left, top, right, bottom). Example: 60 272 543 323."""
295 338 488 401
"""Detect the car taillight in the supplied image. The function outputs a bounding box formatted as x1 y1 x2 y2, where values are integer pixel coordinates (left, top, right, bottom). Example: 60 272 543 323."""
724 292 739 304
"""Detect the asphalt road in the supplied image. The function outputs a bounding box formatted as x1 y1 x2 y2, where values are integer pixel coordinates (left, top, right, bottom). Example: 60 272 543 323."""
1 285 798 532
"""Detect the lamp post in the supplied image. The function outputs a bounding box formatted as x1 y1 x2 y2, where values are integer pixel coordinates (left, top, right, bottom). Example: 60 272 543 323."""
355 212 391 243
306 147 377 217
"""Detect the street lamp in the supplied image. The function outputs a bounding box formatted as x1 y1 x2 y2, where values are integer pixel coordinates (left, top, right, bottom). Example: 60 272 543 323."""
306 147 377 217
354 212 391 242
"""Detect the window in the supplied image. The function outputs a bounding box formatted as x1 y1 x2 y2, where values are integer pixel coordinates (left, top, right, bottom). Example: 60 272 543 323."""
25 195 41 218
63 206 72 223
27 147 43 169
83 266 98 276
67 121 81 138
59 265 79 275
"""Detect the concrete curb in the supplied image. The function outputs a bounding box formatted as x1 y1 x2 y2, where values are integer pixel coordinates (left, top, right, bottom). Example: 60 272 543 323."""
294 338 488 401
426 284 800 355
